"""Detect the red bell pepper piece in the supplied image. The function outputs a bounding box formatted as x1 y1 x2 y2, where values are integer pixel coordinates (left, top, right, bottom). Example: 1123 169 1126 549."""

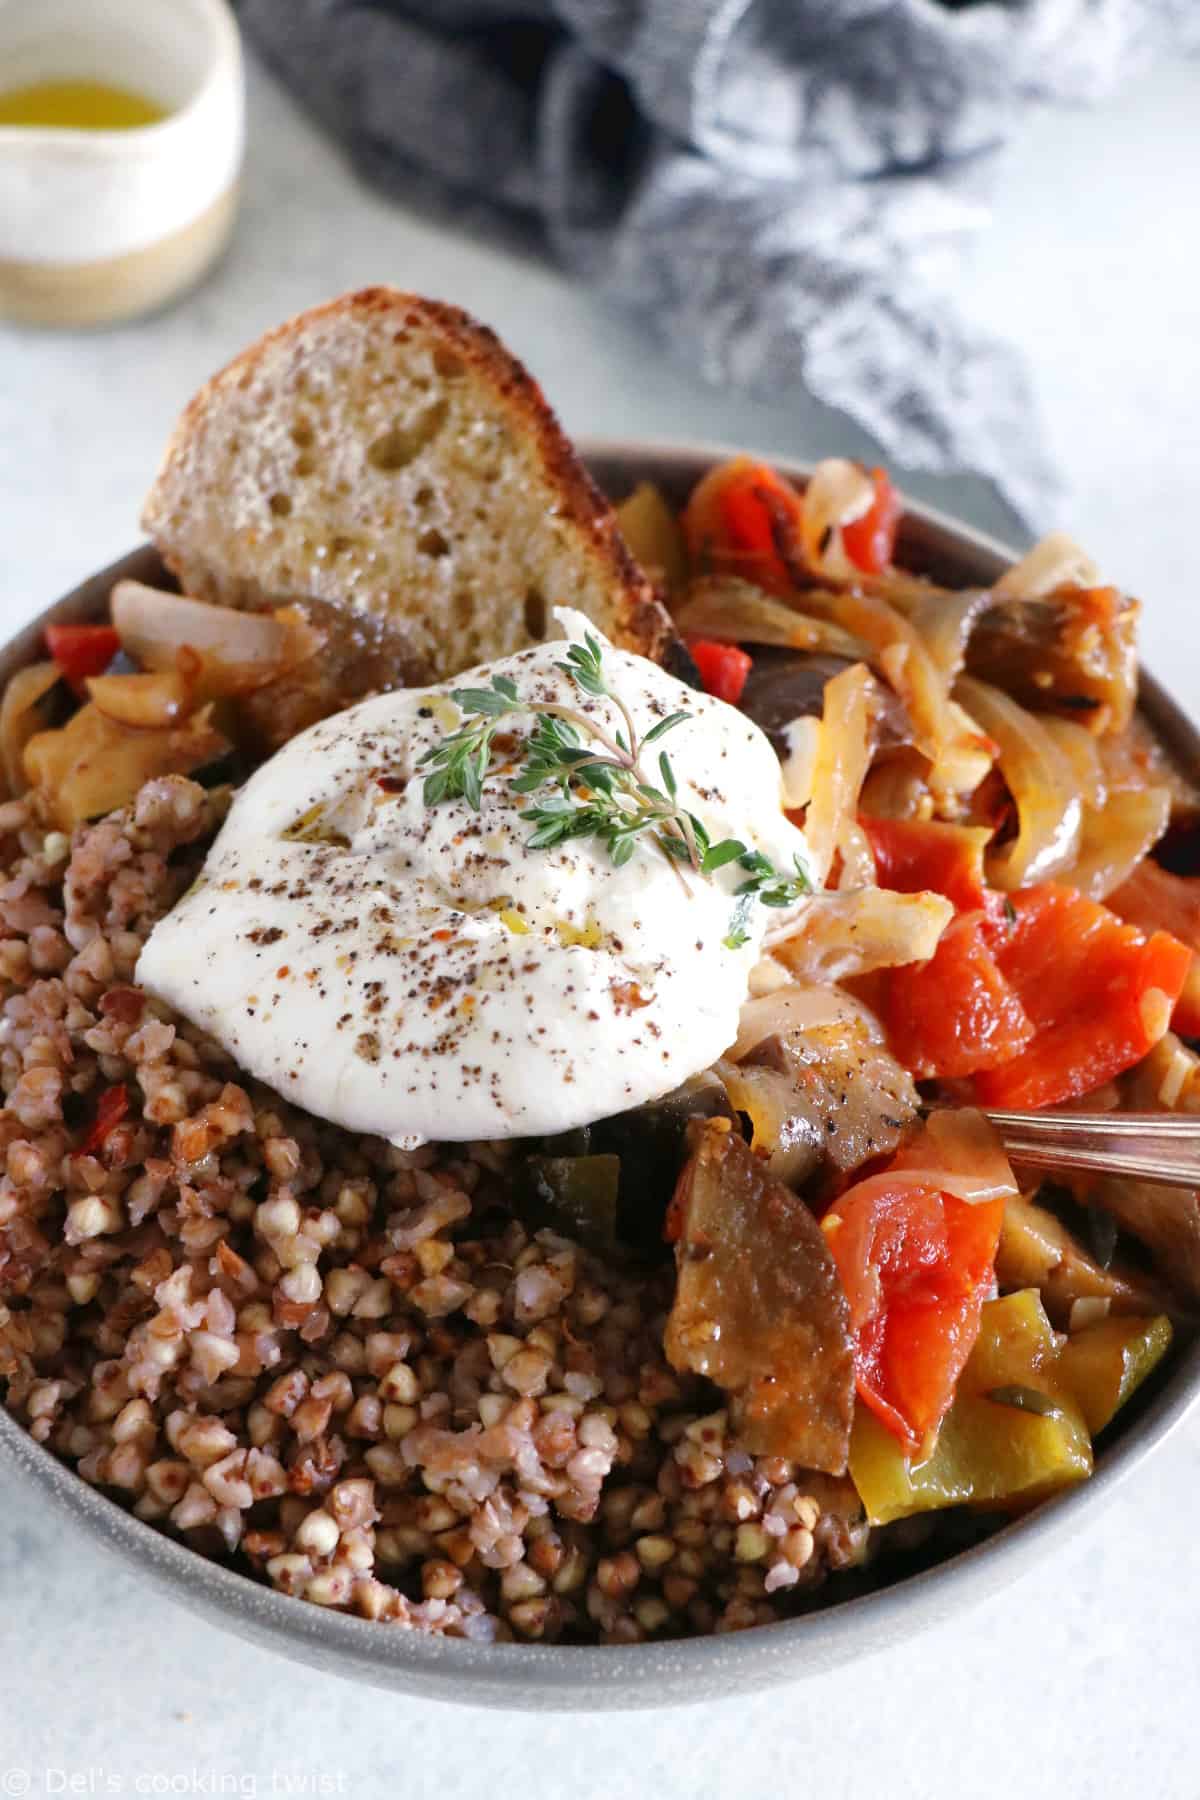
861 815 991 914
685 638 752 706
882 911 1034 1080
76 1082 130 1157
823 1170 1004 1454
1109 860 1200 1036
973 885 1191 1110
682 458 804 595
45 623 120 695
841 467 901 575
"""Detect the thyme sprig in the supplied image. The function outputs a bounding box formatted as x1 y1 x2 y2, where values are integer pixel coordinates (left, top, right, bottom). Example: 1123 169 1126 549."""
418 633 810 948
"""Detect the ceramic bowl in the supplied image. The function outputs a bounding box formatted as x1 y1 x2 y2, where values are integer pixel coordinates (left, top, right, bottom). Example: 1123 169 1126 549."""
0 0 243 327
1 442 1197 1709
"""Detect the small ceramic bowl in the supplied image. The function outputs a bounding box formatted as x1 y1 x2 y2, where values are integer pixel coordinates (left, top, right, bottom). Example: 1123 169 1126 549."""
0 0 243 327
1 442 1197 1709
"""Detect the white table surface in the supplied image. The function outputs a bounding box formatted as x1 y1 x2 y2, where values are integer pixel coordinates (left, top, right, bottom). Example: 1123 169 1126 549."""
2 48 1199 1799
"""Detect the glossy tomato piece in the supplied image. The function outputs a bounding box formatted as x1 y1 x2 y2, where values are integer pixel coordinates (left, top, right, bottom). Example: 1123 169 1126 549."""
1109 860 1200 1036
882 911 1034 1080
861 815 991 914
974 884 1191 1109
823 1172 1004 1455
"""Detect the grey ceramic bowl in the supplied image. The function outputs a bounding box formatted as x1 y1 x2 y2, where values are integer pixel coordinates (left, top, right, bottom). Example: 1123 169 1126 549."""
2 440 1198 1711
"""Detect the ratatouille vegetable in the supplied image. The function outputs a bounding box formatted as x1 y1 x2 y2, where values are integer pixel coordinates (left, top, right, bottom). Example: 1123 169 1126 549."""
6 446 1193 1608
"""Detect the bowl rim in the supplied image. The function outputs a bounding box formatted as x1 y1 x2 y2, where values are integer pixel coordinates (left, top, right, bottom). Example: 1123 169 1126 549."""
2 435 1198 1709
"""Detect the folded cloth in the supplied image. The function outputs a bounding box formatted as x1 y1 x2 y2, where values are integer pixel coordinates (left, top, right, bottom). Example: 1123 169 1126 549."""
238 0 1200 526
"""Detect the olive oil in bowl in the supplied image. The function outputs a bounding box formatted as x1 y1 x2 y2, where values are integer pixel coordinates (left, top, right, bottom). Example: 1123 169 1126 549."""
0 80 167 131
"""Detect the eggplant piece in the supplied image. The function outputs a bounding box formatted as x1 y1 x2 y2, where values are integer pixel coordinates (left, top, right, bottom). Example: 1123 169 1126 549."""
717 1059 824 1187
996 1193 1170 1328
739 649 910 759
1092 1177 1200 1302
191 746 252 791
965 590 1137 732
538 1072 737 1253
665 1119 855 1473
238 597 431 754
737 1022 919 1176
737 650 855 750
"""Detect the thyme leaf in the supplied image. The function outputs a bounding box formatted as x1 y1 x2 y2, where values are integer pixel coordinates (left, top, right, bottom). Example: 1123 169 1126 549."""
419 638 812 945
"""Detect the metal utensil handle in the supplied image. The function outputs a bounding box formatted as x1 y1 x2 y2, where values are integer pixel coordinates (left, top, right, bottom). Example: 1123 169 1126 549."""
982 1110 1200 1190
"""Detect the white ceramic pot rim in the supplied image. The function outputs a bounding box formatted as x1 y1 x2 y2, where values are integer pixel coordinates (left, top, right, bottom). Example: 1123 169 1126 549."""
0 0 241 153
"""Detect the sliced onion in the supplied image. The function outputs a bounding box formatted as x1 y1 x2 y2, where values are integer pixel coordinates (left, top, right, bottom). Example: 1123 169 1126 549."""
731 980 881 1060
930 699 997 800
1040 715 1106 808
890 1107 1018 1205
835 819 877 890
747 955 795 996
780 715 821 808
24 701 228 829
0 660 61 795
956 675 1084 889
828 590 955 775
907 587 994 683
111 581 321 696
674 576 869 656
88 668 194 730
993 532 1101 601
1068 785 1172 901
801 459 876 579
802 661 876 887
1126 1032 1200 1113
858 749 933 821
770 887 953 984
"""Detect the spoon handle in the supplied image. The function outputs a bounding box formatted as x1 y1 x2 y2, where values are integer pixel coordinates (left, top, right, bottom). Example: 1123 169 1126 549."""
982 1109 1200 1190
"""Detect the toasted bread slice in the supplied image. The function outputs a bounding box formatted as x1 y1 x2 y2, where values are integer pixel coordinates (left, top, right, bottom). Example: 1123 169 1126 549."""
141 288 671 679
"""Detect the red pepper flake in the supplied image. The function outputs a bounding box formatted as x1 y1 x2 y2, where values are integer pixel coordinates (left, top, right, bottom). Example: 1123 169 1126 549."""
76 1083 130 1157
610 979 652 1013
276 965 291 978
432 928 455 942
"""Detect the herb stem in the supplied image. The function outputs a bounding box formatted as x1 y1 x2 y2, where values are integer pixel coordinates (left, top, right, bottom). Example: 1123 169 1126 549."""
418 632 809 944
611 689 641 761
537 703 630 767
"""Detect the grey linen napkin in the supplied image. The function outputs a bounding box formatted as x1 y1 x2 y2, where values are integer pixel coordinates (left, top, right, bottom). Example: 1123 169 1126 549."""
238 0 1200 526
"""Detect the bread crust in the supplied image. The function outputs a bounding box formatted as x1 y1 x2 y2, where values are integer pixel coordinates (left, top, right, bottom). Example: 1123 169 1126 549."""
142 287 674 666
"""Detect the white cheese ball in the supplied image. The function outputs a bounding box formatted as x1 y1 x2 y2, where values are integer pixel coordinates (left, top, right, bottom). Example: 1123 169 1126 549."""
138 612 811 1145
